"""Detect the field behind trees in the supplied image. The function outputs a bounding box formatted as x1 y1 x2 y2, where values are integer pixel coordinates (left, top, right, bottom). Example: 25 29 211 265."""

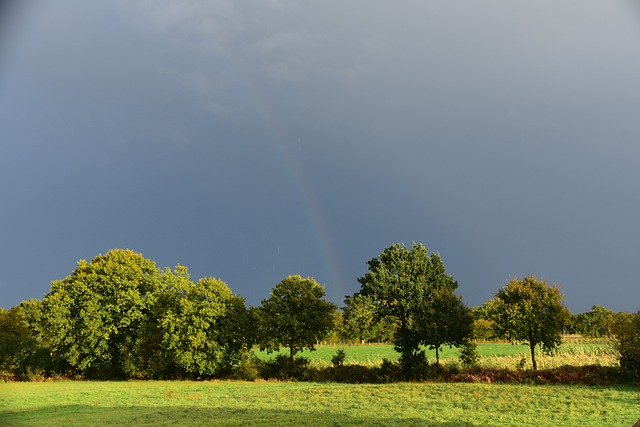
256 340 619 371
1 380 637 427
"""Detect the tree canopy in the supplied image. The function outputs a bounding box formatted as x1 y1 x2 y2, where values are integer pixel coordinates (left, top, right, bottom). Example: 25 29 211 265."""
33 249 249 379
490 276 570 370
414 288 474 365
356 243 472 375
38 249 162 378
2 246 636 383
257 275 336 362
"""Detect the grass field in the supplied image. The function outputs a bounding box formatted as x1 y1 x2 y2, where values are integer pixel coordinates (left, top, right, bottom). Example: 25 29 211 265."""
1 380 638 426
255 340 619 370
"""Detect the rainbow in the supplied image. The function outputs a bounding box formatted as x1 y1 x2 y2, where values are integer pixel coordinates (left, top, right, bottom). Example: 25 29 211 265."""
252 92 349 305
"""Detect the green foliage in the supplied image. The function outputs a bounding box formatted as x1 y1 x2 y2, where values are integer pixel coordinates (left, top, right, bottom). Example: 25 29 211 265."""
38 249 163 379
0 305 51 381
415 288 473 365
342 293 395 344
613 311 640 381
323 310 344 345
356 243 470 376
490 276 571 370
459 340 479 367
260 354 311 380
472 304 498 341
472 318 497 341
574 305 616 338
257 275 337 362
230 351 262 381
331 349 347 367
32 249 248 380
149 267 249 378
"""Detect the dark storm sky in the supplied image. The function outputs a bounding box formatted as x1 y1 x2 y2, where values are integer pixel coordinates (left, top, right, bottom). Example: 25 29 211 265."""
1 1 640 313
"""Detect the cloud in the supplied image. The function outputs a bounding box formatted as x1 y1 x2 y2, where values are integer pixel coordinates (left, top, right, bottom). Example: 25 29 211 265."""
162 68 240 119
121 0 239 55
115 0 372 118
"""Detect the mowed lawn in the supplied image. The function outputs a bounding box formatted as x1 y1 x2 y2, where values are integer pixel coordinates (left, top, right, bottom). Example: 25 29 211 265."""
1 380 638 426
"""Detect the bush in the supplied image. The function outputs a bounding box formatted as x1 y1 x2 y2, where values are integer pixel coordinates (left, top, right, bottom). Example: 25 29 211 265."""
317 364 379 383
459 340 479 367
378 358 402 382
231 351 262 381
331 349 347 367
613 312 640 381
0 307 55 381
260 355 311 380
447 365 620 385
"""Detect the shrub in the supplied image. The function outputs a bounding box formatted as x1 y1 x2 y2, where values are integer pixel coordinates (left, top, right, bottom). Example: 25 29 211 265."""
331 349 347 368
260 355 310 380
0 307 55 381
378 358 402 383
231 351 262 381
459 340 479 367
317 364 379 383
613 312 640 381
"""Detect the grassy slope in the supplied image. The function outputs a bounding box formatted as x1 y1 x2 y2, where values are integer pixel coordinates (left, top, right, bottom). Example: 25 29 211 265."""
1 381 638 427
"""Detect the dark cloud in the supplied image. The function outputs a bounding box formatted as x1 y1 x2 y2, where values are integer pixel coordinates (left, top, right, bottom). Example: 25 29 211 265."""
1 1 639 312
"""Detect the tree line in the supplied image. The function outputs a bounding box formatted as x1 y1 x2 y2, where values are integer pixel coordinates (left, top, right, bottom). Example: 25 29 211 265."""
1 244 639 382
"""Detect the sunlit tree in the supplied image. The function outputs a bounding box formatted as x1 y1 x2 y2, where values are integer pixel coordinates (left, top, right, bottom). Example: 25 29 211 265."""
490 276 570 370
257 275 336 363
356 243 468 376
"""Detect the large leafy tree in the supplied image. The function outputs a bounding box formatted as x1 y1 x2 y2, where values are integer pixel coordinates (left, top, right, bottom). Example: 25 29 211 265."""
38 249 163 378
150 266 249 378
258 275 336 362
415 289 473 365
490 276 570 370
357 243 467 374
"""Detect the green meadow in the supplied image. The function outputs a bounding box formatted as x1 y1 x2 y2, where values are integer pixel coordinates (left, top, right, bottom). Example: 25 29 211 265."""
1 380 638 426
256 340 618 370
1 342 632 426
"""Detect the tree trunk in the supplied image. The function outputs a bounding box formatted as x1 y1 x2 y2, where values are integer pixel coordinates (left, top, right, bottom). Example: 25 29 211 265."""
398 317 412 378
530 341 537 371
435 346 440 366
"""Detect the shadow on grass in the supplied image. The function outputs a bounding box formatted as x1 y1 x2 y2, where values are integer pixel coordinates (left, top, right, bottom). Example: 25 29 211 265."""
0 405 479 427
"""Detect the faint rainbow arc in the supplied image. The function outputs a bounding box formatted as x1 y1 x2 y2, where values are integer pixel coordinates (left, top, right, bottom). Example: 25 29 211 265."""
252 98 348 304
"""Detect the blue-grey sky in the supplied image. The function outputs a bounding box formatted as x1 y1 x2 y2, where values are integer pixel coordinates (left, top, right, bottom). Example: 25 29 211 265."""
1 1 639 313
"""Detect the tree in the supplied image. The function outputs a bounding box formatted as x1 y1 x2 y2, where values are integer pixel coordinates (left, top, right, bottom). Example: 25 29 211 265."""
149 266 249 378
0 305 49 380
490 276 570 370
415 288 473 365
356 243 465 375
471 304 498 341
613 311 640 381
38 249 163 378
574 305 616 338
472 302 499 341
257 275 336 363
342 293 375 344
